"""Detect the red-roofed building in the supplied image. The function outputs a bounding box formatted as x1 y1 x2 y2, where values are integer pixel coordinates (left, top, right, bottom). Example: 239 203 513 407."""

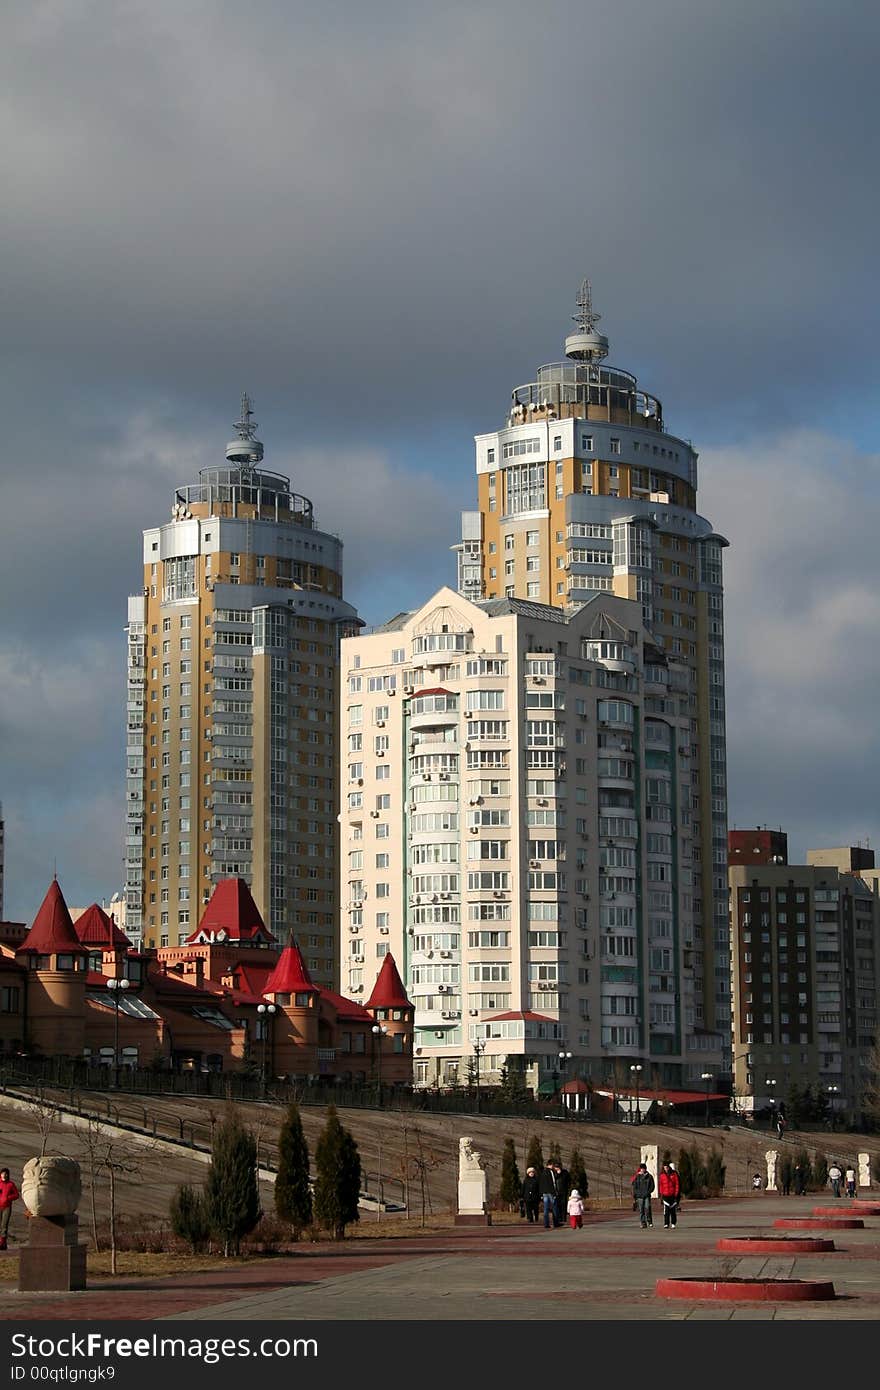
0 878 414 1086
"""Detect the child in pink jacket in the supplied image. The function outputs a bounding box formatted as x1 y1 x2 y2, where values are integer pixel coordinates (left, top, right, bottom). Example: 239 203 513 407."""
567 1189 585 1229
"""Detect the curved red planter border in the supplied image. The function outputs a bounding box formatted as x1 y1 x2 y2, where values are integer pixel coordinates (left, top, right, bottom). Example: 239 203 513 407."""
656 1277 835 1302
851 1202 880 1214
774 1217 863 1230
717 1236 835 1254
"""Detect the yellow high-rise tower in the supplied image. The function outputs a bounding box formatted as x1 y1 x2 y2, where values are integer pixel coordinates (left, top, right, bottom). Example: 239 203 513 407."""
125 396 361 981
455 284 730 1047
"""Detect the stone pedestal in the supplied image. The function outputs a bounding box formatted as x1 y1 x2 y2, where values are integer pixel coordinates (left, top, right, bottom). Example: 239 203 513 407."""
765 1150 778 1192
640 1144 659 1187
18 1215 87 1292
456 1135 490 1225
858 1152 871 1189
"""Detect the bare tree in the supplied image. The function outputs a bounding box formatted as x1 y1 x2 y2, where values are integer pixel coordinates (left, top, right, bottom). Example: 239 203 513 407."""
398 1125 442 1227
77 1118 105 1252
25 1089 63 1157
96 1137 147 1275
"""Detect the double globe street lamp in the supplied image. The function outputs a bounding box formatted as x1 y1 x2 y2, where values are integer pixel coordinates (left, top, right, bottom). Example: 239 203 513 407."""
106 977 130 1088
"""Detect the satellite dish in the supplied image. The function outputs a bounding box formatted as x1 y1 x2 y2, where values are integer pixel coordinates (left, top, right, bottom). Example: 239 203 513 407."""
215 929 227 942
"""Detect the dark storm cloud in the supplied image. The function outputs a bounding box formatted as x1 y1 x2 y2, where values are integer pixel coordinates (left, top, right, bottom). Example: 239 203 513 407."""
2 0 879 915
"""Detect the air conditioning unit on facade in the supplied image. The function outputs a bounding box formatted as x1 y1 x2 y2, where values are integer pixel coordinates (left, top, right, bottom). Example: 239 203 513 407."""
440 950 451 958
441 1011 452 1019
470 827 480 834
370 810 380 818
376 720 386 728
434 1031 444 1038
404 686 414 694
537 798 548 806
469 1009 479 1016
379 926 389 935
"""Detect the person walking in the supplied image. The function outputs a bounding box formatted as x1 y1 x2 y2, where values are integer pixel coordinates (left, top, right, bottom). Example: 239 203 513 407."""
845 1165 856 1200
521 1166 541 1224
0 1169 20 1251
539 1161 559 1228
631 1162 655 1228
658 1159 680 1229
566 1188 585 1230
554 1162 571 1229
793 1161 807 1196
828 1161 843 1198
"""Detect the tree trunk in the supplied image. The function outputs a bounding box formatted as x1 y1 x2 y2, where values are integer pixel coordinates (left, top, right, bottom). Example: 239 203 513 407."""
89 1159 100 1253
108 1166 117 1276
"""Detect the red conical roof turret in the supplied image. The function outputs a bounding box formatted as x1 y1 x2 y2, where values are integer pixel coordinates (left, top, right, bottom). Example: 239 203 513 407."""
263 942 319 998
187 878 275 944
73 904 131 948
18 880 88 956
365 953 410 1010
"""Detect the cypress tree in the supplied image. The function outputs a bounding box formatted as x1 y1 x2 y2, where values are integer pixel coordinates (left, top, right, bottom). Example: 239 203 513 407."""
204 1106 261 1257
549 1140 562 1165
526 1133 544 1172
313 1105 361 1240
274 1103 313 1237
812 1152 829 1190
499 1138 521 1209
677 1146 694 1197
705 1148 726 1195
170 1183 211 1253
569 1147 588 1197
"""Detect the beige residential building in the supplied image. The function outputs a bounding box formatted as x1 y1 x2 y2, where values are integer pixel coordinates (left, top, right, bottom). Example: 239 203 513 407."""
453 282 730 1049
125 396 360 980
729 845 880 1124
341 585 724 1093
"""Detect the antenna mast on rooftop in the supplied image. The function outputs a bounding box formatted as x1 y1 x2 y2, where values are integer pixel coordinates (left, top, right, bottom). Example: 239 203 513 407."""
226 391 264 471
564 277 609 364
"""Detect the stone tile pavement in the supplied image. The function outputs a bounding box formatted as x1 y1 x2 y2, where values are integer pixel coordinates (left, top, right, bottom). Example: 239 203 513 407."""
4 1196 879 1321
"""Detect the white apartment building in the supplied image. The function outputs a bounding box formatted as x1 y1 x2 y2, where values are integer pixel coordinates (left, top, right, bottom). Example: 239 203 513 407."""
341 585 724 1092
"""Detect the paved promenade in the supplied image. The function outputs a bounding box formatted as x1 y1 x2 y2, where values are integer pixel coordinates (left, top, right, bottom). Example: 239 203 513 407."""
4 1193 878 1321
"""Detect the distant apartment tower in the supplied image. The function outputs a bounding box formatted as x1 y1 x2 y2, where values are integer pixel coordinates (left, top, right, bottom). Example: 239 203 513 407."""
125 397 360 979
340 586 725 1093
729 837 880 1123
454 283 730 1048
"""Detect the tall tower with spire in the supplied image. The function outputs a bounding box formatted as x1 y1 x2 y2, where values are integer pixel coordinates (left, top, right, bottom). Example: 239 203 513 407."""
124 398 361 981
454 284 730 1068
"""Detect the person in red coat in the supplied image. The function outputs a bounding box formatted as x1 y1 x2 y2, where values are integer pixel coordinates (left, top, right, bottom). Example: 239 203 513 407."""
0 1169 20 1250
659 1160 681 1229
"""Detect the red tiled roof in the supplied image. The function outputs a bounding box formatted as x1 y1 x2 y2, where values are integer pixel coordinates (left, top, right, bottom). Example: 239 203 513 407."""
486 1010 555 1023
319 988 374 1022
186 879 276 944
594 1087 729 1104
74 904 131 949
412 687 453 698
18 881 88 956
561 1078 592 1094
263 943 319 997
365 954 410 1009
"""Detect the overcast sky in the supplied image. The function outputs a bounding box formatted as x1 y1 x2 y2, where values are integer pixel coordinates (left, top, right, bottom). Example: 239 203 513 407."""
2 0 880 919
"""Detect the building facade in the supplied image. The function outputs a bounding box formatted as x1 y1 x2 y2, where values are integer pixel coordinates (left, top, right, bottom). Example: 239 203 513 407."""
125 396 360 985
453 283 730 1056
729 840 880 1124
0 877 412 1084
340 585 725 1093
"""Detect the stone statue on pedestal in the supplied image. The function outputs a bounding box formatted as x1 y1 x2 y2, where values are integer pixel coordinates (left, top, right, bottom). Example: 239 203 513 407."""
456 1136 490 1225
19 1157 87 1293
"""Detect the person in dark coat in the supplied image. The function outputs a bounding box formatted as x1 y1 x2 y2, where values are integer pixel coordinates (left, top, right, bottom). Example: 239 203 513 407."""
539 1162 559 1228
631 1162 655 1228
793 1162 807 1196
554 1163 571 1228
521 1166 541 1223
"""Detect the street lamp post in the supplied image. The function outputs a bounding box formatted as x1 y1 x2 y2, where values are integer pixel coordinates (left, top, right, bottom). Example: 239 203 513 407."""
765 1077 777 1129
256 1003 277 1097
106 977 130 1088
473 1039 486 1112
630 1064 643 1125
371 1023 388 1104
701 1071 713 1128
827 1084 839 1130
556 1050 572 1106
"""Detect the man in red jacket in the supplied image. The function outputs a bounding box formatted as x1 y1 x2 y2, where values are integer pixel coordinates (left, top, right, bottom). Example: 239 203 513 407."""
659 1160 680 1229
0 1168 20 1249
